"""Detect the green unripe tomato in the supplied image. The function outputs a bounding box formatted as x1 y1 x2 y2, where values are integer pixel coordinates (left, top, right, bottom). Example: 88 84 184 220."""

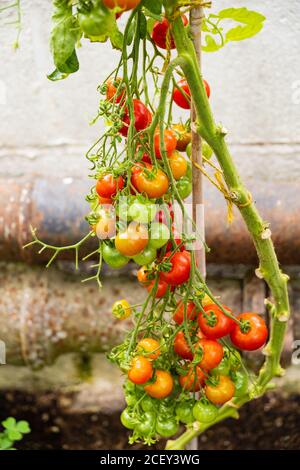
176 177 192 200
102 244 129 269
120 407 136 430
148 222 170 249
186 142 192 158
156 417 179 438
232 371 248 397
202 140 213 159
141 395 156 412
135 411 156 436
176 401 194 424
78 0 115 38
128 200 157 224
133 245 157 265
186 141 213 160
193 399 218 423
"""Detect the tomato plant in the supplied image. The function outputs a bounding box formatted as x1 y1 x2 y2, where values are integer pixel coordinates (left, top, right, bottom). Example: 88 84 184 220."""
24 0 290 451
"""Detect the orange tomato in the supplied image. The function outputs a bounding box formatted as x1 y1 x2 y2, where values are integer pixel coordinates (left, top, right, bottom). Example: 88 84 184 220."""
205 375 235 405
137 338 161 360
179 366 206 392
131 163 169 199
168 151 188 180
144 370 174 399
154 129 177 158
128 355 153 385
115 222 148 256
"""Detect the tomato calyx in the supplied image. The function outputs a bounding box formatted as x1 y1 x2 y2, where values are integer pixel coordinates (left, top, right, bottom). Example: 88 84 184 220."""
239 318 252 334
202 309 218 327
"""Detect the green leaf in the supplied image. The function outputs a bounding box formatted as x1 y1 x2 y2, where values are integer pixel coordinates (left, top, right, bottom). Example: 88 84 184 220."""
49 0 81 76
16 421 31 434
7 430 22 442
0 437 13 450
202 35 222 52
110 26 124 50
218 7 266 25
142 0 162 16
219 7 265 42
226 22 263 42
47 68 69 81
139 12 147 40
147 18 156 36
143 8 162 22
2 417 16 430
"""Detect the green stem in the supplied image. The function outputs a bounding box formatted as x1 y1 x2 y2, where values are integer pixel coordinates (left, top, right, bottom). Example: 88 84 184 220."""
164 5 290 450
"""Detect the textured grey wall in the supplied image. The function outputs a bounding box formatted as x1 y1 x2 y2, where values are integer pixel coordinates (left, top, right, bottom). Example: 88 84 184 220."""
0 0 299 183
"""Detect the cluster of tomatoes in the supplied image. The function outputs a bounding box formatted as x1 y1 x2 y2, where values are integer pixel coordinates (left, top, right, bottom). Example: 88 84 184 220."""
83 1 269 446
111 295 268 444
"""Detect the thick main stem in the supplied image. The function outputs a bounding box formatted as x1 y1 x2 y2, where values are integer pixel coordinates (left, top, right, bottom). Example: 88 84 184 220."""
165 5 290 450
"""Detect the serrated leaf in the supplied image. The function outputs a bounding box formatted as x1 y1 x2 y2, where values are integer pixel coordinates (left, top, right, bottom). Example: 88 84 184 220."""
142 0 162 16
226 22 263 42
16 421 30 434
202 35 222 52
2 417 16 430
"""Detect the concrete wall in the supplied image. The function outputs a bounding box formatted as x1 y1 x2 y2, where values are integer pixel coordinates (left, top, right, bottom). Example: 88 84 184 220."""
0 0 299 183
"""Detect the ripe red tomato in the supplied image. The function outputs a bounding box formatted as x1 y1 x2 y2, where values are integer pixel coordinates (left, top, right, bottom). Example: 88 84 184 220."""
154 129 177 158
196 339 223 370
152 15 188 50
173 300 197 325
144 370 174 399
96 174 124 198
173 79 210 109
106 77 125 103
147 279 168 298
160 250 191 286
173 331 193 360
198 304 235 340
128 355 153 385
230 312 268 351
115 222 148 256
165 228 185 252
120 99 152 137
103 0 141 11
131 163 169 199
137 338 161 360
179 366 206 392
205 375 235 405
98 195 113 205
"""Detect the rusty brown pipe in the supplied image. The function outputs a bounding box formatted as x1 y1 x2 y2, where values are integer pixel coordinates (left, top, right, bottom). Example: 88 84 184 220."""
0 177 299 265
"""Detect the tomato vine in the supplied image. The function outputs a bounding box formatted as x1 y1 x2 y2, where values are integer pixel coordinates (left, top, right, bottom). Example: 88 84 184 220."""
18 0 291 450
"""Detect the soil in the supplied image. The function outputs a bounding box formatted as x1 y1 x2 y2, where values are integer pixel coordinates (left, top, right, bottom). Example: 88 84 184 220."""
0 391 299 450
